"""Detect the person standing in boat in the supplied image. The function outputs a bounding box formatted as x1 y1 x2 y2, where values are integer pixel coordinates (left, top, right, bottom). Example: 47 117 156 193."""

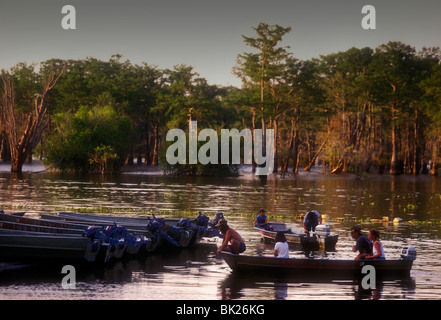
274 231 289 258
254 209 273 231
303 210 322 237
216 219 246 255
350 225 373 260
365 229 386 260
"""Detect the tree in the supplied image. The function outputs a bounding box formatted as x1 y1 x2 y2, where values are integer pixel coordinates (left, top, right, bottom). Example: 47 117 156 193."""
368 42 417 175
0 63 65 172
317 47 374 174
420 60 441 175
234 23 293 172
44 105 131 173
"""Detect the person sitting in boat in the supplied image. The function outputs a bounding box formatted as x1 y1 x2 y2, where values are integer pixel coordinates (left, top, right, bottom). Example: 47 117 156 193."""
216 219 246 255
274 231 289 258
365 229 386 260
350 225 373 260
303 210 322 237
254 209 273 231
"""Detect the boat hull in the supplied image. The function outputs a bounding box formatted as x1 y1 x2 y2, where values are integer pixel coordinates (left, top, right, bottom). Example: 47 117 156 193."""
0 231 100 262
220 252 414 279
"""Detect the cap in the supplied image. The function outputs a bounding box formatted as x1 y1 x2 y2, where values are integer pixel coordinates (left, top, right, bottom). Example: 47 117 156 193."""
215 219 228 228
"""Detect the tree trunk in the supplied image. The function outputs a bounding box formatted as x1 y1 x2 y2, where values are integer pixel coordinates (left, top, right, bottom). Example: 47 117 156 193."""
10 155 26 172
390 125 400 175
152 123 159 166
289 118 299 174
390 105 401 175
272 118 278 173
1 65 65 173
430 141 438 176
412 108 420 175
304 132 330 172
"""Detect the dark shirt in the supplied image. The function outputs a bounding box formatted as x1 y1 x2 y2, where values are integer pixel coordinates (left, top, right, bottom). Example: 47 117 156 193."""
256 215 267 225
354 235 373 255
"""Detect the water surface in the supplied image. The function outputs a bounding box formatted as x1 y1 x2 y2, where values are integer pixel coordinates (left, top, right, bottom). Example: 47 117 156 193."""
1 165 441 300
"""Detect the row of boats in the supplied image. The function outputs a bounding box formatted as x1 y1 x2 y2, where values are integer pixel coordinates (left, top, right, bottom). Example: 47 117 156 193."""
0 211 417 279
0 210 221 264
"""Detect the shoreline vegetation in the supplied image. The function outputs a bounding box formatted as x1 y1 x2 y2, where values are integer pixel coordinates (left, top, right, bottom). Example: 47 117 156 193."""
1 200 441 227
2 23 441 177
0 158 438 179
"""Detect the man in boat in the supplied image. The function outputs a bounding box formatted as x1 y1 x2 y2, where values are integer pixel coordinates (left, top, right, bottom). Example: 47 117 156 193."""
350 225 373 260
216 219 246 255
253 208 273 231
303 210 322 237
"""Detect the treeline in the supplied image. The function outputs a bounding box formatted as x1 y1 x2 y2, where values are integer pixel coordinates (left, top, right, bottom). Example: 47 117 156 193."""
1 23 441 176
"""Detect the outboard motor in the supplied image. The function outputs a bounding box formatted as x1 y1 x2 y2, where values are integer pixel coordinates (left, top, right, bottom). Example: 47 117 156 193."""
195 213 209 227
314 224 331 237
177 218 192 229
401 246 417 260
209 212 224 228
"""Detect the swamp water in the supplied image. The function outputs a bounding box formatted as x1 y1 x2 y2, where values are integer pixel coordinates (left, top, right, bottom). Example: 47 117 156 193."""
1 164 441 300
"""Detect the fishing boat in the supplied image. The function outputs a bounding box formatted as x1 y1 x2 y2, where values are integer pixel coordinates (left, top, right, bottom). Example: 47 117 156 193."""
0 210 26 217
0 214 127 262
0 218 87 235
255 222 339 251
1 213 151 252
54 211 212 249
220 247 416 279
40 213 167 254
56 211 152 225
0 229 101 263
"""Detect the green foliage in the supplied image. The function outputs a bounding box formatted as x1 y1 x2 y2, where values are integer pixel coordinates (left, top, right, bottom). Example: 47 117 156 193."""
44 105 131 173
3 26 441 176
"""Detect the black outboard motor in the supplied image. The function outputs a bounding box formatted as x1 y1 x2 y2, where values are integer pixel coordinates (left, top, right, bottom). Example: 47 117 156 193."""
195 213 210 227
209 212 224 228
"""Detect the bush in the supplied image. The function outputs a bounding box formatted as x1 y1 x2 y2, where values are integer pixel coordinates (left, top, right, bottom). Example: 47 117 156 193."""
44 105 131 173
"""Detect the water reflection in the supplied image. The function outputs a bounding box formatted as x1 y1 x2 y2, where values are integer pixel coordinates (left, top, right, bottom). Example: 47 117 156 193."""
1 168 441 299
2 170 441 221
219 271 417 300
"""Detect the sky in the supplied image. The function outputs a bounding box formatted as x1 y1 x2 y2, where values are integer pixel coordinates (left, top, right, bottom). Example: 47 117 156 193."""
0 0 440 87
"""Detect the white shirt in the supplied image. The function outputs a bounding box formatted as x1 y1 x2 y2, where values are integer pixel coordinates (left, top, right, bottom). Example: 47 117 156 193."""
274 241 289 258
373 240 385 259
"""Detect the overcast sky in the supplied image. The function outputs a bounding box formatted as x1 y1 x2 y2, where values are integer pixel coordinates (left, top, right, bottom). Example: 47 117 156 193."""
1 0 440 87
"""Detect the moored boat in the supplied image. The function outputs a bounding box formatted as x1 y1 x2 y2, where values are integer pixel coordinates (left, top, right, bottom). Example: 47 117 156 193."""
55 211 214 249
0 214 127 262
0 229 101 263
0 210 26 217
255 222 339 251
220 247 416 279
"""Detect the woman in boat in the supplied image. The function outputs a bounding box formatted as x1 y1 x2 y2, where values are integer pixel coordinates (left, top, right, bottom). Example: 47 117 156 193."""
216 219 246 255
365 229 386 260
274 231 289 258
253 209 273 231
